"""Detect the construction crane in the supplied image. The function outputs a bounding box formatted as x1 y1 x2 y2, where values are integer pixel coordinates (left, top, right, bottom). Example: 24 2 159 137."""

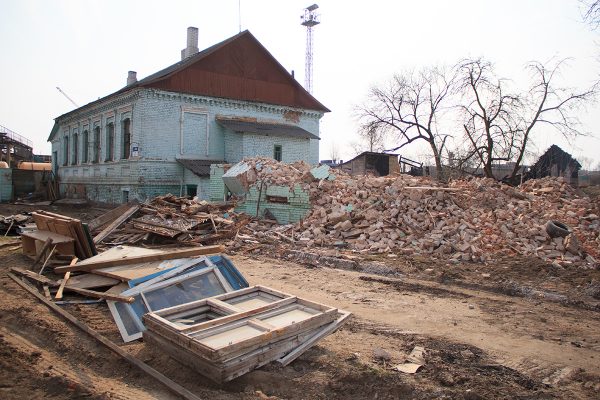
56 87 79 108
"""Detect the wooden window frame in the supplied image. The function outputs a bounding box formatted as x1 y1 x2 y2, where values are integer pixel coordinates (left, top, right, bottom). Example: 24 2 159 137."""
107 258 234 342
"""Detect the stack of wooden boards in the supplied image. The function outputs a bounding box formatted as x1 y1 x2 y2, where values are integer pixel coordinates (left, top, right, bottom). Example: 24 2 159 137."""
23 210 96 260
143 286 351 383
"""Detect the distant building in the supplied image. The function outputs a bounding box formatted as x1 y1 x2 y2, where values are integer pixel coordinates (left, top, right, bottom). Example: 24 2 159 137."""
525 144 581 186
48 28 329 203
337 152 399 176
0 124 33 167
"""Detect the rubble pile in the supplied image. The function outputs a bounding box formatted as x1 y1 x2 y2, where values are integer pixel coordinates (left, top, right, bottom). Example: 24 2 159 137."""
241 157 315 187
289 172 598 266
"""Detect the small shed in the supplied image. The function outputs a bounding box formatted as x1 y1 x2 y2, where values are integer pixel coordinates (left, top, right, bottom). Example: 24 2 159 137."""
525 145 581 185
338 152 399 177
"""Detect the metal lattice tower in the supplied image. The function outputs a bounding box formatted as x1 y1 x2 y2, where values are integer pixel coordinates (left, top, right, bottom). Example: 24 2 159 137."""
301 4 320 94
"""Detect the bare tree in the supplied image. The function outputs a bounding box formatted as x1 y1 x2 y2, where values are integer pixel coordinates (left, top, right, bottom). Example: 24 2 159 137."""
582 0 600 29
457 58 597 180
356 125 387 152
509 59 597 179
357 66 456 179
329 143 340 164
458 59 520 178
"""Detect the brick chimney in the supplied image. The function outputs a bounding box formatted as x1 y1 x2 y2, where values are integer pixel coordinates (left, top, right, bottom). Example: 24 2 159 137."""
181 27 199 60
127 71 137 86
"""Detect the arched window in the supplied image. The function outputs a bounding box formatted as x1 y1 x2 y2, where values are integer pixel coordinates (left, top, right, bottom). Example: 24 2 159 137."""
93 126 100 163
122 118 131 159
72 133 78 165
82 130 89 163
105 122 114 161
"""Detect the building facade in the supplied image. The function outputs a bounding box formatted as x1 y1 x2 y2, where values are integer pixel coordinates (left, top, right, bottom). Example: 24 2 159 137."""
48 28 329 203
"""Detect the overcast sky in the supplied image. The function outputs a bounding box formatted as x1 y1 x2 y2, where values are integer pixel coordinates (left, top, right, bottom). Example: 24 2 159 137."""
1 0 599 167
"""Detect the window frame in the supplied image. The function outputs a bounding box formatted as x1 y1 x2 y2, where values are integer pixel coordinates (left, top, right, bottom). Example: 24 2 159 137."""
63 136 69 166
71 132 78 165
273 144 282 161
93 126 101 163
121 118 131 159
107 257 235 342
81 130 89 163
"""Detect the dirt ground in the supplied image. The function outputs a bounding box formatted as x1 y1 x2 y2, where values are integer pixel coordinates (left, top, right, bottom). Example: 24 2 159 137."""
1 203 600 399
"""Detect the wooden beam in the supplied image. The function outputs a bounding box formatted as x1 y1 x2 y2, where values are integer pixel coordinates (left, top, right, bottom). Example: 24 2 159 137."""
88 201 138 232
93 205 139 244
7 273 203 400
277 311 352 366
11 268 135 303
55 272 70 300
55 245 225 273
55 257 77 300
38 245 57 275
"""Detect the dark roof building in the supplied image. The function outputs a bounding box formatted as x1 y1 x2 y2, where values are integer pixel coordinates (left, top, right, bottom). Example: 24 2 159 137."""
49 28 329 204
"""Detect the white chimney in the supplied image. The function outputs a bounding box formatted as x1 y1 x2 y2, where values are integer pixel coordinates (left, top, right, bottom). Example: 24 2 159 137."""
127 71 137 86
181 27 199 60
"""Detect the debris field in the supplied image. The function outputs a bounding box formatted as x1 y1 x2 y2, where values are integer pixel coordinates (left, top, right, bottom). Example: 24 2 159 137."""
0 160 599 399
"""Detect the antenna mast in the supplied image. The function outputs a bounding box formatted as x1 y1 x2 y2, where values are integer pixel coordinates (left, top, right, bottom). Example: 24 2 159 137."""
301 4 320 94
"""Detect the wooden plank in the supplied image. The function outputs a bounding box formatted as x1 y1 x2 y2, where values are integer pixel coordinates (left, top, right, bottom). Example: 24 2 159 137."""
60 273 120 290
64 286 135 303
22 230 74 244
55 258 77 299
55 245 225 273
10 268 134 303
143 330 223 383
277 311 352 366
55 272 70 300
7 274 203 400
93 205 139 244
38 245 57 275
88 202 138 232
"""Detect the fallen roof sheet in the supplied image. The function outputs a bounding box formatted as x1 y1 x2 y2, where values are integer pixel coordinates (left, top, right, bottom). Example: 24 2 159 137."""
177 159 225 177
217 118 320 140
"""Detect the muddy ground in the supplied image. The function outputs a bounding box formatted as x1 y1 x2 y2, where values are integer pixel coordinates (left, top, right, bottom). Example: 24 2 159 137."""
1 203 599 399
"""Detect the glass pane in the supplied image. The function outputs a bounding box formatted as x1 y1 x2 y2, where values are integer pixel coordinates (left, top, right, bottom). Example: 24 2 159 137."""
114 299 146 336
144 272 226 311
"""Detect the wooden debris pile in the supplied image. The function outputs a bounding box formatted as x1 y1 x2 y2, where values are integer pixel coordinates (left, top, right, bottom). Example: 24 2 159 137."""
0 213 32 235
90 195 250 246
